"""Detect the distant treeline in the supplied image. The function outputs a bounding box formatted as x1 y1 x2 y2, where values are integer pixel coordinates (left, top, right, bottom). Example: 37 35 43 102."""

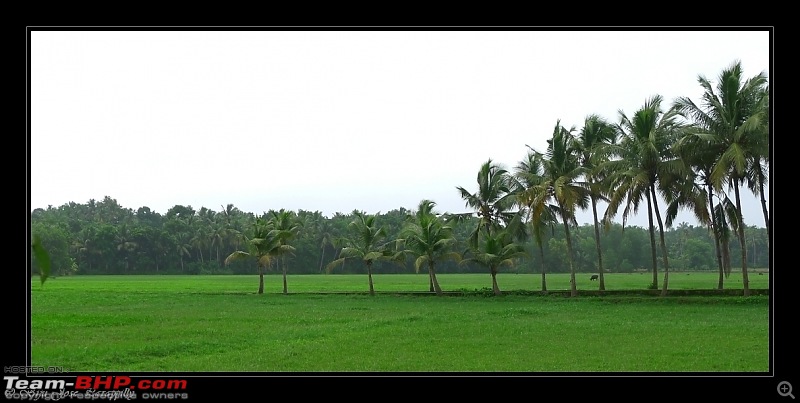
29 196 768 277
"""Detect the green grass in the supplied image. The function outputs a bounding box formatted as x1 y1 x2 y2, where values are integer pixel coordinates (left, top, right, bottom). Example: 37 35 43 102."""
30 273 770 372
34 271 770 294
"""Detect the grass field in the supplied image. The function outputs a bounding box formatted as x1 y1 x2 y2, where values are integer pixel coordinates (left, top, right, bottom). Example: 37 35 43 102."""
30 273 770 372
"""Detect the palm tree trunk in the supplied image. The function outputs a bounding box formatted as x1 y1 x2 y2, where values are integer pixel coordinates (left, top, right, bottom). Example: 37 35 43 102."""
258 266 264 294
561 211 577 297
708 184 724 289
590 197 606 292
733 183 750 296
490 268 501 296
318 246 325 273
645 190 659 289
651 186 671 297
367 262 375 296
757 168 770 250
429 262 443 296
539 245 547 293
282 258 288 295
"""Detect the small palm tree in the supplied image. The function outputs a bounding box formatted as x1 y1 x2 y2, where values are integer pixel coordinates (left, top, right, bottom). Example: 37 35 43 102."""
268 209 303 295
325 212 402 296
225 216 294 294
461 229 526 296
397 200 461 295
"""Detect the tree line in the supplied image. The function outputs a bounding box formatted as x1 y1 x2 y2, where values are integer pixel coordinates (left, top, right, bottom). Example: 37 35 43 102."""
29 60 770 296
29 198 767 284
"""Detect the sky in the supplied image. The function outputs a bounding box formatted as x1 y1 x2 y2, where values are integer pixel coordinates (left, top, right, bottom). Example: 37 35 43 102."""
29 29 771 229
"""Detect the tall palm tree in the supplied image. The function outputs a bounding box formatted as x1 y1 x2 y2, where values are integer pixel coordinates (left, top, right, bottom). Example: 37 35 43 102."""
315 217 335 273
325 212 402 296
455 159 517 248
669 127 727 288
115 224 138 272
513 150 558 292
522 120 590 296
575 114 617 291
607 95 687 296
225 216 294 294
460 228 526 296
174 232 192 273
745 84 770 249
397 200 461 295
672 60 768 296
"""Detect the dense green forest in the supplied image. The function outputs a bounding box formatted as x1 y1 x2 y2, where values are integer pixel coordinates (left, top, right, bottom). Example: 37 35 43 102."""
29 60 770 296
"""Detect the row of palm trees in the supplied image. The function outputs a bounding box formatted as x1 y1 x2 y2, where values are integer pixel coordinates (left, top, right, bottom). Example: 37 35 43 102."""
450 60 769 297
226 60 769 297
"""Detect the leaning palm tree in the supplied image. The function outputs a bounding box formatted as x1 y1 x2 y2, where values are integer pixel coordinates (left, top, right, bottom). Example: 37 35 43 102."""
454 159 518 248
672 60 768 296
224 216 294 294
574 114 617 291
606 95 687 296
513 150 558 292
325 212 402 296
521 120 590 297
460 228 526 296
397 200 462 295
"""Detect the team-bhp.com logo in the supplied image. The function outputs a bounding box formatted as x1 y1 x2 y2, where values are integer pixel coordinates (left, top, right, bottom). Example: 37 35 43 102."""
4 375 189 400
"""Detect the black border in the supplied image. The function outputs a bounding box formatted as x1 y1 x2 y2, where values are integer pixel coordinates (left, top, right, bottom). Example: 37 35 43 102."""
21 26 783 401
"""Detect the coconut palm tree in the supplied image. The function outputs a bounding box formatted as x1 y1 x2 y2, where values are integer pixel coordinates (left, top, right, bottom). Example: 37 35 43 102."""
325 212 402 296
744 84 770 249
606 95 687 296
315 217 335 273
460 228 526 296
574 114 618 291
672 60 768 296
668 128 730 288
521 120 590 297
455 159 518 248
173 232 192 273
513 150 558 292
225 216 294 294
268 209 303 295
397 200 461 295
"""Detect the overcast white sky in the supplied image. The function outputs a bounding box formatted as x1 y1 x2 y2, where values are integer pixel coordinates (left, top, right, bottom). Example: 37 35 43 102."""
29 29 771 228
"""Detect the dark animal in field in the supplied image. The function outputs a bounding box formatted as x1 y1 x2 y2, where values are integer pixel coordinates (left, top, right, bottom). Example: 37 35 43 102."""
590 274 599 281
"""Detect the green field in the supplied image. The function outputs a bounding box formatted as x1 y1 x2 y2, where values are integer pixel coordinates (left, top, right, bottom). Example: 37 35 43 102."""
30 273 770 372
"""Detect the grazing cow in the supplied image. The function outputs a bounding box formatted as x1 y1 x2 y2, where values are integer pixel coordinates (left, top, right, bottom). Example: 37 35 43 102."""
590 274 599 281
